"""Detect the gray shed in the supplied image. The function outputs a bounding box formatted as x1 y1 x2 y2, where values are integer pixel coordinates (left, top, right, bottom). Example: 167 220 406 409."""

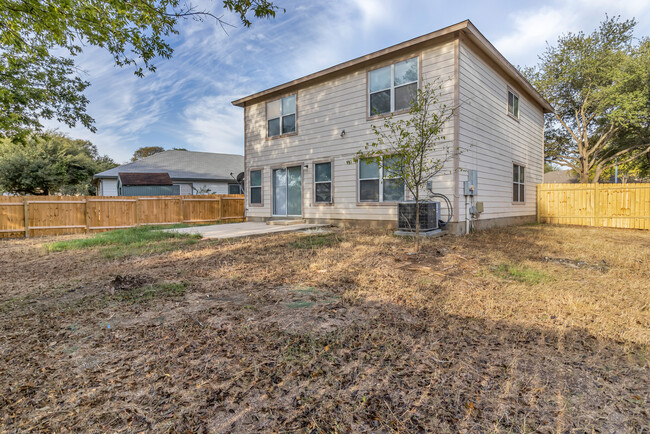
118 172 179 196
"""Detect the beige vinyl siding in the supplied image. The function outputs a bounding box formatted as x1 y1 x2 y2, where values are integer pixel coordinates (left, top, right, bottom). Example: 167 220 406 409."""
457 40 544 222
245 40 457 221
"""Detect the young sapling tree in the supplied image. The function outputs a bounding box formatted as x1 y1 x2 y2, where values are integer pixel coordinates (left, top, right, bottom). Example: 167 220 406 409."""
352 82 455 252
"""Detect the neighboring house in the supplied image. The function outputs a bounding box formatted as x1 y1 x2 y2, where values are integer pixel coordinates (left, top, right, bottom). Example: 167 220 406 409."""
94 150 244 196
543 170 578 184
232 20 553 234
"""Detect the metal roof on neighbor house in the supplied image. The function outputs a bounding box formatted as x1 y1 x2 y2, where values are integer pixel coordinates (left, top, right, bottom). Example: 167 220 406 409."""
94 150 244 181
119 172 173 186
231 20 553 113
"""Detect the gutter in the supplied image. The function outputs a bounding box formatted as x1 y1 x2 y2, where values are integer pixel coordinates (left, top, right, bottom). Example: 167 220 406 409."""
93 176 237 183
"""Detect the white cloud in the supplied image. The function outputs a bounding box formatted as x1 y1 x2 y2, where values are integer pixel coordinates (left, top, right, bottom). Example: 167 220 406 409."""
494 7 575 62
181 94 244 155
40 0 414 162
41 0 650 164
349 0 394 34
494 0 650 66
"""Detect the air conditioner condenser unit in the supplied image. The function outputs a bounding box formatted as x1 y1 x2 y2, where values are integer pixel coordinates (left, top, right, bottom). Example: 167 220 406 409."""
397 201 440 231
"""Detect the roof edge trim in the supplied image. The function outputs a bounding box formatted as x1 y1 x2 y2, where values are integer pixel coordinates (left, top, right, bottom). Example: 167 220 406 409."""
231 20 469 107
231 19 553 113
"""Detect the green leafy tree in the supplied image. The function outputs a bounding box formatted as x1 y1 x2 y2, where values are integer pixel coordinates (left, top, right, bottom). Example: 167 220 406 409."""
352 83 454 252
523 16 650 183
0 0 280 137
132 146 166 161
599 140 650 183
0 132 117 195
0 50 93 138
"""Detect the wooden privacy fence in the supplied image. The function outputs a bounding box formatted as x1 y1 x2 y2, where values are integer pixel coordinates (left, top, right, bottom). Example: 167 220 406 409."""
537 183 650 230
0 194 245 238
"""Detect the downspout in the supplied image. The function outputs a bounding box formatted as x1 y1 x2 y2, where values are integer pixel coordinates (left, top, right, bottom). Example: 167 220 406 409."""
453 33 461 235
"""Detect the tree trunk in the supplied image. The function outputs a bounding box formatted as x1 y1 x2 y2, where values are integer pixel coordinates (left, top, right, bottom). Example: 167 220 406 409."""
593 167 604 183
414 187 420 254
579 156 590 183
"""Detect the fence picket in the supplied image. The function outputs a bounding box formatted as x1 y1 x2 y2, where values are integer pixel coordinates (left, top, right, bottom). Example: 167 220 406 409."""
537 183 650 230
0 194 245 238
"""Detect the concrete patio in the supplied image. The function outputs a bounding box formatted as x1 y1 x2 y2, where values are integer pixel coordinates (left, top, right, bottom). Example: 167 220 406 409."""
166 222 328 239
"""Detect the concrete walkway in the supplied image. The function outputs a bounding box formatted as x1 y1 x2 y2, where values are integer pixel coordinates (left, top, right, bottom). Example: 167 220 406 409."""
167 222 328 239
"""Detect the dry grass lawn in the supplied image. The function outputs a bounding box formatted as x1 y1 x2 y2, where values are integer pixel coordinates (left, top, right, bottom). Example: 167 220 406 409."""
0 224 648 432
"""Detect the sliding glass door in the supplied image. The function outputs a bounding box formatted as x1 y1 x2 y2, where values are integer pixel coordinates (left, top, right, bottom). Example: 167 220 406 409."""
273 166 302 216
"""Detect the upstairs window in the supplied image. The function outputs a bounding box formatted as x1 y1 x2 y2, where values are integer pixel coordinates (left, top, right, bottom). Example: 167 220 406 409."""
314 162 332 203
513 164 525 202
508 90 519 119
369 57 418 116
267 95 296 137
249 169 262 204
358 157 405 202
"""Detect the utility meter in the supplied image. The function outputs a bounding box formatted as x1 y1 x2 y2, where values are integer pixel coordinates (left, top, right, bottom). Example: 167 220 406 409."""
464 170 478 196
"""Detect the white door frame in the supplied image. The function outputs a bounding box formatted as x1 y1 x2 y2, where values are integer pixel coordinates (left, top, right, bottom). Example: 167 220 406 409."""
272 165 303 217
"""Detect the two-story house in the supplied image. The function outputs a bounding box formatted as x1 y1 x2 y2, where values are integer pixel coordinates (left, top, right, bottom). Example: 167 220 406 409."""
232 20 553 234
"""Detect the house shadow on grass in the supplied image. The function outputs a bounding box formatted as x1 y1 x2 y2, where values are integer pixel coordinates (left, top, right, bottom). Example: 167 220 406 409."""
0 226 648 432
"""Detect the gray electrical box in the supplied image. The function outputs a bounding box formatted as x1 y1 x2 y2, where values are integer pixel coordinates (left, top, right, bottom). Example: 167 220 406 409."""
464 170 478 196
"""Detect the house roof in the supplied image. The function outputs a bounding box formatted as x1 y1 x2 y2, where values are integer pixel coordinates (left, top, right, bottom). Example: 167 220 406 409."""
94 150 244 182
543 170 578 184
231 20 553 113
119 172 173 186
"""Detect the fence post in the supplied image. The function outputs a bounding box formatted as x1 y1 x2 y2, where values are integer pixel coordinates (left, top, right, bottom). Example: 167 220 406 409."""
23 197 29 238
85 199 90 233
218 197 223 222
180 197 185 224
536 185 541 223
594 183 600 227
135 197 140 227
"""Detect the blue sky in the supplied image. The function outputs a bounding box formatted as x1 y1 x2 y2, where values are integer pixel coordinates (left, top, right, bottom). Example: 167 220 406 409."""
46 0 650 163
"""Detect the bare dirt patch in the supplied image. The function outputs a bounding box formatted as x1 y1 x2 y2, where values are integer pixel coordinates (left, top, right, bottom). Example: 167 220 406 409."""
0 225 648 432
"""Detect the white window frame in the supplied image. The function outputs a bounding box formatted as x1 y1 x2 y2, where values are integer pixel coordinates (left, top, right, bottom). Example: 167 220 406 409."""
507 90 519 119
173 183 193 195
358 157 405 203
228 183 243 194
249 169 263 205
267 94 296 138
313 162 332 204
513 163 525 203
368 57 419 117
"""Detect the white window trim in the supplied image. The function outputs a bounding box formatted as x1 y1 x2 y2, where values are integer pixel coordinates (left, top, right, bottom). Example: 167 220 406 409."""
358 157 406 203
368 57 419 117
267 95 296 138
249 169 263 206
513 163 525 203
507 89 520 120
228 183 243 194
313 162 332 204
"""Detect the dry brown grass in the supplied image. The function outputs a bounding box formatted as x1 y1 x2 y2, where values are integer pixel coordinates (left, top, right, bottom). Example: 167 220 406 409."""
0 224 648 432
